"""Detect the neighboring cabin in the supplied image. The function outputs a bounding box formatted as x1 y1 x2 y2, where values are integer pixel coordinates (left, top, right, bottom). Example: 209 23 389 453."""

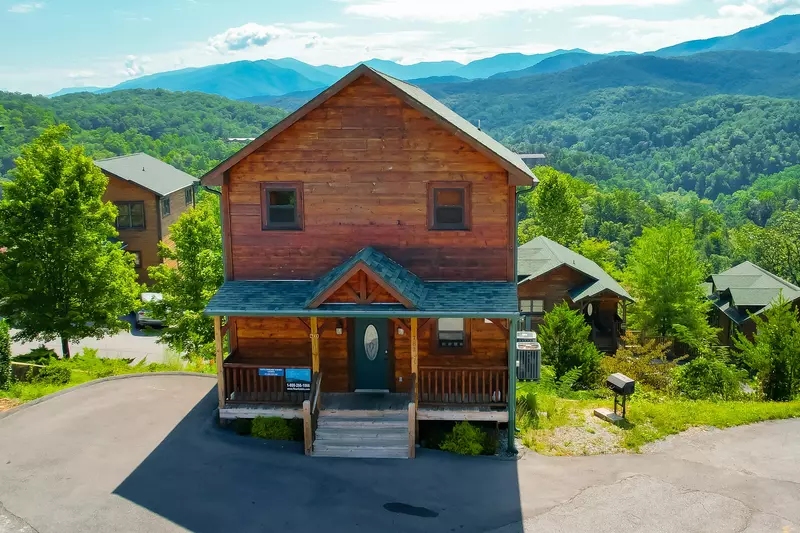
201 65 537 458
95 153 197 284
706 261 800 346
517 236 633 353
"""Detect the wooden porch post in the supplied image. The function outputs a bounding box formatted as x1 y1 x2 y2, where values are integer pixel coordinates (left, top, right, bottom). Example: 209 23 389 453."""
411 318 419 404
507 318 517 454
310 317 320 373
214 316 225 410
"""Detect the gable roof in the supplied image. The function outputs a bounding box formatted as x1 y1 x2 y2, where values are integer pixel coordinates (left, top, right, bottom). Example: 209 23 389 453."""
518 236 633 302
95 153 198 197
708 261 800 323
306 247 426 309
200 64 537 187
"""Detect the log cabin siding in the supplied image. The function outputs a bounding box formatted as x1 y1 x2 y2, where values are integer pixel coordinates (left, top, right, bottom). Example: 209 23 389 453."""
517 265 591 313
102 175 160 285
158 186 194 267
226 76 513 282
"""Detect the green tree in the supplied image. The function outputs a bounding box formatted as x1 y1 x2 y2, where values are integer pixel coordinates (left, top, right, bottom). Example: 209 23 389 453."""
731 211 800 286
520 167 584 247
0 125 140 358
538 302 602 389
734 294 800 401
148 193 224 360
623 222 713 338
575 238 622 280
0 319 11 390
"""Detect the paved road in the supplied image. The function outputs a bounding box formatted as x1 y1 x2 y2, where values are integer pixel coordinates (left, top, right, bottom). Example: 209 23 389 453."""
0 375 797 533
10 315 170 364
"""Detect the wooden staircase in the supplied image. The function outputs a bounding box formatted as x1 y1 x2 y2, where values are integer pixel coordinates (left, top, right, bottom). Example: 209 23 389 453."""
313 410 410 459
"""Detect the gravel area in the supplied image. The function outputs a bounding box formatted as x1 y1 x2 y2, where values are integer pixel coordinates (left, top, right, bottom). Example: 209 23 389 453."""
0 398 20 413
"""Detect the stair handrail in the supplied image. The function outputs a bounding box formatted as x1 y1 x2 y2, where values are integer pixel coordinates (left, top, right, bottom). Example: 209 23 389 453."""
303 372 323 456
408 373 416 459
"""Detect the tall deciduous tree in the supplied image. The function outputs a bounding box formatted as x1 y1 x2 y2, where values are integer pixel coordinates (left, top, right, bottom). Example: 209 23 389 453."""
148 193 224 360
731 211 800 285
623 222 713 338
734 294 800 401
0 125 140 358
519 167 584 247
0 319 11 390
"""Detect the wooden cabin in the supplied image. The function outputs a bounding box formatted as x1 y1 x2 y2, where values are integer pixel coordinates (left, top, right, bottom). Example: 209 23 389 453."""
96 153 197 284
201 65 537 458
517 236 632 352
707 261 800 346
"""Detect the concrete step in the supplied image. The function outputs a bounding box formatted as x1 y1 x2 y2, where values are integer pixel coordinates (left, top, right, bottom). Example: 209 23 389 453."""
313 443 409 459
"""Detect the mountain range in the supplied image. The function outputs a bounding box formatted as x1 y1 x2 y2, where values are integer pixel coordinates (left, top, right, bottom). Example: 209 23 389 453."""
51 15 800 101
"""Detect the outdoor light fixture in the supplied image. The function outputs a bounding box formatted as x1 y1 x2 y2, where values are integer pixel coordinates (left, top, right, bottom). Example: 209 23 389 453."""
397 327 405 336
335 321 343 335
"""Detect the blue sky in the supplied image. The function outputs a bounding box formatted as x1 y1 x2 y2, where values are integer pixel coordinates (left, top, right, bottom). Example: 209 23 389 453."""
1 0 798 94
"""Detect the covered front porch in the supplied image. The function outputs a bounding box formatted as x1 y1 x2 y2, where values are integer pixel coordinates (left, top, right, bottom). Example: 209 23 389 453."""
206 248 519 458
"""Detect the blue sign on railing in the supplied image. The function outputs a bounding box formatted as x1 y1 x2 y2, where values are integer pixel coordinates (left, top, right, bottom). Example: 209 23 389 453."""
286 368 312 392
258 368 284 377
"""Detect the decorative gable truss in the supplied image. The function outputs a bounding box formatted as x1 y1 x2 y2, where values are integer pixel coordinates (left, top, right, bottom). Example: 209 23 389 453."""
308 263 415 309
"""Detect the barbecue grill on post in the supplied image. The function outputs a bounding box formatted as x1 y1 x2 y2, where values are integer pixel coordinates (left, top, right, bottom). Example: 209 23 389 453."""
606 373 635 419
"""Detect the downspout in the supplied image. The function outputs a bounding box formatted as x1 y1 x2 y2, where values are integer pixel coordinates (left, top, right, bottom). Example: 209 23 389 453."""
507 180 537 454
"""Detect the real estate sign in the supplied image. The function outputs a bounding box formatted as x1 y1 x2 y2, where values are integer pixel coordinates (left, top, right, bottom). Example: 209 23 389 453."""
285 368 312 392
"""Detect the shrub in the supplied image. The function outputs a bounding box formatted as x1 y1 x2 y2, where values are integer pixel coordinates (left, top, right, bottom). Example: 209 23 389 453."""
600 332 679 392
250 417 296 441
14 347 57 365
439 422 487 456
539 302 602 389
35 364 72 385
0 319 11 390
516 390 539 430
674 357 744 401
734 294 800 401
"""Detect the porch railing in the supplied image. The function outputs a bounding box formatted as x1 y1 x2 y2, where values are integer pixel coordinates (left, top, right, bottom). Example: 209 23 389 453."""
303 372 323 456
418 366 508 407
223 363 308 405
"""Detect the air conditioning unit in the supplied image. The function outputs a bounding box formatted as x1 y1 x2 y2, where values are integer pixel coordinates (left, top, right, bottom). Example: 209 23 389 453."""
516 330 541 381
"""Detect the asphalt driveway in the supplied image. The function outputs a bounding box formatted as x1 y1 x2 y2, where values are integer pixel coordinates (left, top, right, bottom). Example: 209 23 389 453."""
0 375 798 533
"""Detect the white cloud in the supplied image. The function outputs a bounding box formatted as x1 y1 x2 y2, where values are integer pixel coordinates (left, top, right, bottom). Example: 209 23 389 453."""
341 0 684 23
68 70 97 80
8 2 43 13
281 21 341 31
208 23 296 53
123 55 148 77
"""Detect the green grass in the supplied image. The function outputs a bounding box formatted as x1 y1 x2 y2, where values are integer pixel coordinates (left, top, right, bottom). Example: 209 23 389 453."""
516 383 800 454
1 349 215 404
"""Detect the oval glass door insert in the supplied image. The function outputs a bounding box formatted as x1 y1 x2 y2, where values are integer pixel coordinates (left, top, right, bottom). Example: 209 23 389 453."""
364 325 379 361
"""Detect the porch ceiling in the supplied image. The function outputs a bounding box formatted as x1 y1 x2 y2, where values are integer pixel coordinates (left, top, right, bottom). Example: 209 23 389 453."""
204 279 519 318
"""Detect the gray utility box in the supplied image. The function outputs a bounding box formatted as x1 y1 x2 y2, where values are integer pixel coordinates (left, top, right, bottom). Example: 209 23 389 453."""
516 330 541 381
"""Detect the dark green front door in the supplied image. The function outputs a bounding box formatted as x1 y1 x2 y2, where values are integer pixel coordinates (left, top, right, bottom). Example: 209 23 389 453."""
354 318 389 391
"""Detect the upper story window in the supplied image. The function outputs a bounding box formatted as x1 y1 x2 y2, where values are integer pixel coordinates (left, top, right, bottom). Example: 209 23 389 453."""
115 201 145 230
520 299 545 315
261 182 303 231
161 197 171 218
184 187 193 206
428 182 471 231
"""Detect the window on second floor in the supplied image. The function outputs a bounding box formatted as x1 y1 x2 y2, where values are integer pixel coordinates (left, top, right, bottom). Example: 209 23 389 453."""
184 187 193 206
115 201 145 230
428 182 471 230
261 182 303 231
161 197 171 218
520 299 545 315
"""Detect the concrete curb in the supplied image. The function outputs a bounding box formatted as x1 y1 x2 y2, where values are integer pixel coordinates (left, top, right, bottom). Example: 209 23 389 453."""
0 372 216 422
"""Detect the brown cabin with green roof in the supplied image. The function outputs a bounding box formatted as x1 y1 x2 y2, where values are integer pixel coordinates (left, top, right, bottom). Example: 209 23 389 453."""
201 65 537 458
96 153 197 284
706 261 800 346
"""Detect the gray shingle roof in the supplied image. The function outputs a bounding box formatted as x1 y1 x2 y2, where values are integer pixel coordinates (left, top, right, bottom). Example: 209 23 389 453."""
95 153 197 197
708 261 800 324
518 236 632 302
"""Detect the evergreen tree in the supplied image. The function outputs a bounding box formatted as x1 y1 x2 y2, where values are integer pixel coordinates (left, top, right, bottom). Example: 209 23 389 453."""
148 193 224 360
623 222 713 338
539 302 602 389
520 167 584 247
0 125 140 358
734 293 800 401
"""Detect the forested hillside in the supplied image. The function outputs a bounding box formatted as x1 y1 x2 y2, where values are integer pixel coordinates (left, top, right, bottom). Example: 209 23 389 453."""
0 90 286 177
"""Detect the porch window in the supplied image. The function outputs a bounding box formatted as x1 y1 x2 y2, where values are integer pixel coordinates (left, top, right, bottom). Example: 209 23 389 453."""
435 318 469 353
428 182 471 230
261 182 303 231
115 201 145 230
519 299 545 315
161 197 171 218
